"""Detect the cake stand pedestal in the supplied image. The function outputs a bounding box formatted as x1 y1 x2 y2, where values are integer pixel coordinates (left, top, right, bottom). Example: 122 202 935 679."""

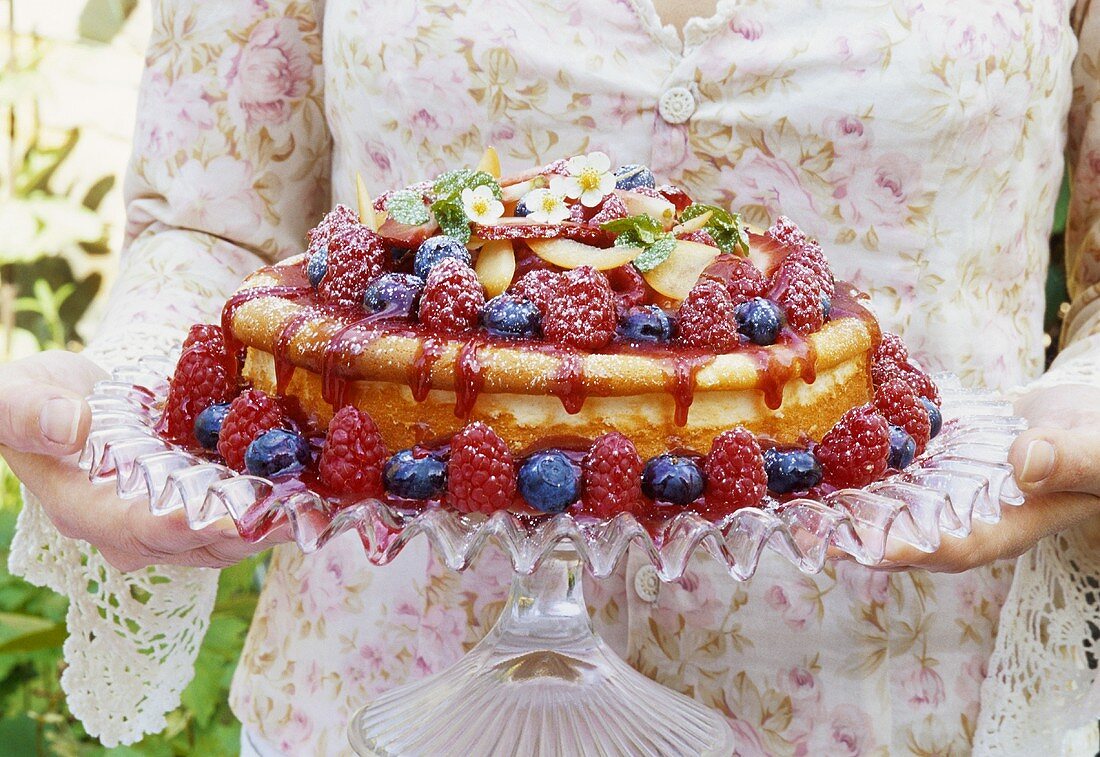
348 547 734 756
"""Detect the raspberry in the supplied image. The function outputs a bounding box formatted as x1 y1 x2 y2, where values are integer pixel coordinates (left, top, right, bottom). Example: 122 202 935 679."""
181 323 226 353
319 406 387 497
630 186 662 198
874 379 931 454
511 269 563 315
871 358 942 406
873 332 910 368
784 241 835 299
418 258 485 334
307 204 359 254
217 390 285 471
447 422 515 515
702 427 767 518
775 272 825 334
765 216 808 249
579 432 643 517
543 266 616 349
160 345 235 442
703 255 766 305
677 229 718 247
568 202 587 224
678 279 739 351
589 193 628 225
318 225 387 305
815 405 890 488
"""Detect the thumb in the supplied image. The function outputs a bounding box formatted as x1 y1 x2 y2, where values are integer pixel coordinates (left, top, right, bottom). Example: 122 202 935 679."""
1010 428 1100 497
0 382 92 456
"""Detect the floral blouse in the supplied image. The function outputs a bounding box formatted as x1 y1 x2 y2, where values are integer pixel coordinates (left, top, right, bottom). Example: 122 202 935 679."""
16 0 1100 754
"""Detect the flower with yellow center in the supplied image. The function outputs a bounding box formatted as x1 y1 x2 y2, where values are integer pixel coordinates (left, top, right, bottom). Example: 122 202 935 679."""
550 151 616 207
521 188 570 223
461 185 505 225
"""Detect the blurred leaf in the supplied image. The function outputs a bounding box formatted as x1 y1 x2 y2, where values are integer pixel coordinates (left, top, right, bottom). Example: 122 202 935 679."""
0 612 57 635
0 623 66 654
82 175 115 212
15 130 80 195
78 0 139 43
1052 167 1070 236
0 714 38 755
0 196 106 264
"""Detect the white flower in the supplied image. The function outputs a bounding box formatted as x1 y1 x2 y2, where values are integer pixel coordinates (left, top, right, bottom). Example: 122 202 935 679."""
521 188 570 223
461 185 505 224
550 151 616 207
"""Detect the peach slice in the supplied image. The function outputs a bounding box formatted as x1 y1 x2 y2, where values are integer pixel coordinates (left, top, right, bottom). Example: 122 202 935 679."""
527 237 640 271
641 239 720 301
615 190 676 230
475 239 516 297
356 173 378 232
476 147 501 179
670 210 712 236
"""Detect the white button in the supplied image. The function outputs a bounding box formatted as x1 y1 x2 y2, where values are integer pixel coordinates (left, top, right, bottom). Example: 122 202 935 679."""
633 565 660 603
658 87 696 124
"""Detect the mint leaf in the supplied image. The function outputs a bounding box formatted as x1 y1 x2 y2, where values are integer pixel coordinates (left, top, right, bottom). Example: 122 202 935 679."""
386 189 430 226
432 199 471 244
601 214 665 248
432 169 501 200
681 203 748 255
632 236 676 272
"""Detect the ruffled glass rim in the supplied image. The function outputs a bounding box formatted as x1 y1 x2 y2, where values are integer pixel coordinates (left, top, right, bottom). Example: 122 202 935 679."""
82 354 1026 582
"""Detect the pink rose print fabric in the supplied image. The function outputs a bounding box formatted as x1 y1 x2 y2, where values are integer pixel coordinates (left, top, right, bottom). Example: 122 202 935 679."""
64 0 1100 753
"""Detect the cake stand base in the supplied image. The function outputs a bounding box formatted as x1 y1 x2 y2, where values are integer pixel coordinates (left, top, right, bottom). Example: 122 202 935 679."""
348 548 735 756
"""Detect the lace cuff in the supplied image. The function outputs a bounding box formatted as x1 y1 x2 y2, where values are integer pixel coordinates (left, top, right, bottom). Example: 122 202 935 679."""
976 312 1100 755
8 323 222 747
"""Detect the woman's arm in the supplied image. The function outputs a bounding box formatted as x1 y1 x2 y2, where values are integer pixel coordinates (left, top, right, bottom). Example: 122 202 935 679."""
3 0 330 573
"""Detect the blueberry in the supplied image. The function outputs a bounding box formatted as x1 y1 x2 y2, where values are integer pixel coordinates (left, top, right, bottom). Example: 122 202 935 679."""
514 197 532 217
193 402 231 451
307 250 328 288
821 296 832 321
414 235 471 280
617 305 676 344
518 451 580 513
364 273 424 317
641 454 705 505
920 397 943 438
614 164 656 191
887 425 917 469
734 297 784 346
480 295 542 339
384 449 447 500
244 429 311 478
763 448 823 494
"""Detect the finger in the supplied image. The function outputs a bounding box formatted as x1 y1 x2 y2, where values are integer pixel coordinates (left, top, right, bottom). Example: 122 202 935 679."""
881 490 1100 573
1010 428 1100 497
0 382 91 456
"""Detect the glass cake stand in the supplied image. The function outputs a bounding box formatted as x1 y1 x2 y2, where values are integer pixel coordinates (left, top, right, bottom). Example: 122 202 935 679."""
81 355 1025 756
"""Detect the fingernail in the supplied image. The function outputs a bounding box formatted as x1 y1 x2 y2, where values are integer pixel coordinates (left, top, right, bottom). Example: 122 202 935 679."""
39 398 81 447
1020 440 1056 484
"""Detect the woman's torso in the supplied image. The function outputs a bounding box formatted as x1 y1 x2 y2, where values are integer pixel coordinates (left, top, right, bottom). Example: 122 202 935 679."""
231 1 1075 753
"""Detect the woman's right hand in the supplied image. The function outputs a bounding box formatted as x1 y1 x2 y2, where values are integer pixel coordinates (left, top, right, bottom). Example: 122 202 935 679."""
0 350 277 571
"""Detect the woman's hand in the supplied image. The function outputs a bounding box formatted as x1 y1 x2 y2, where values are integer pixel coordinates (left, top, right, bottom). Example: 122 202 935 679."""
0 350 279 572
879 384 1100 572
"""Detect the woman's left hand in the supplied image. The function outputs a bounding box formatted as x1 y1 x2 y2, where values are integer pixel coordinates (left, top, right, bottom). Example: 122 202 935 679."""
878 383 1100 572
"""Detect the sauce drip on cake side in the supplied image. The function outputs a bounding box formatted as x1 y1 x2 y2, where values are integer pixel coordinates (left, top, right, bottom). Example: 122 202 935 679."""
224 258 879 429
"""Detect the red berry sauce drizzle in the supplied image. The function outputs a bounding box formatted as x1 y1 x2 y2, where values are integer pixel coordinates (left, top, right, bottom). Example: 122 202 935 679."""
191 177 914 532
